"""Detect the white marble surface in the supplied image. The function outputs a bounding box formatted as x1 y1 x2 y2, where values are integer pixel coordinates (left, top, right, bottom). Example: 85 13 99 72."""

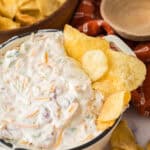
123 107 150 147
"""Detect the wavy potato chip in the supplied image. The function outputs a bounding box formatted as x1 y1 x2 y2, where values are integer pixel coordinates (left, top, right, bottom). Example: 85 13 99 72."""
15 11 37 25
18 0 39 11
64 25 109 61
0 0 17 19
93 50 146 97
82 50 108 81
36 0 63 17
111 120 143 150
64 25 146 94
17 0 43 23
17 0 30 6
93 80 117 98
106 50 146 91
96 120 115 131
64 26 146 132
0 16 20 30
98 91 131 121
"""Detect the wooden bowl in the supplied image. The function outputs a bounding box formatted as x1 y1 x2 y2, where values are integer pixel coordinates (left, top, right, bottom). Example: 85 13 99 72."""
101 0 150 41
0 0 79 43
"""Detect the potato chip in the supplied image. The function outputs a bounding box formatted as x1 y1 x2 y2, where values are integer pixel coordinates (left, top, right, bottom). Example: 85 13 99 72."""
64 25 109 61
57 0 66 3
111 120 143 150
17 0 30 7
18 0 39 11
123 91 131 106
93 50 146 97
0 0 17 19
98 91 130 121
18 0 43 20
96 120 115 131
106 50 146 91
15 11 37 25
0 16 20 30
36 0 62 17
81 50 108 81
93 80 117 98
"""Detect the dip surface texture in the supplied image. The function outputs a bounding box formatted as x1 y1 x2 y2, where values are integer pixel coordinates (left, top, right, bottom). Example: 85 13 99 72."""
0 32 103 150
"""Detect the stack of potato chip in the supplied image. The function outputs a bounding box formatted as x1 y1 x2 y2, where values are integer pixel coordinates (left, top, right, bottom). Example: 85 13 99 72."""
0 0 66 30
64 25 146 131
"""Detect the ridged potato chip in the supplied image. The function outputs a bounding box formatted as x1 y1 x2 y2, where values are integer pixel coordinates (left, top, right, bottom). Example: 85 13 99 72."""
17 0 45 25
18 0 39 11
0 16 20 30
96 120 115 131
106 50 146 91
111 120 143 150
0 0 17 19
93 50 146 97
15 11 37 25
37 0 64 17
64 25 109 61
64 26 146 133
98 91 131 122
81 50 108 81
93 80 117 98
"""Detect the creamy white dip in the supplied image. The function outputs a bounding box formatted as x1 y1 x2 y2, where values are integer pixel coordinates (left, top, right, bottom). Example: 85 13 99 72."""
0 32 103 150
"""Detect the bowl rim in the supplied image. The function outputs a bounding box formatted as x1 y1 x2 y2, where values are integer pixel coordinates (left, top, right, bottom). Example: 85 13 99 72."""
0 0 78 34
0 29 121 150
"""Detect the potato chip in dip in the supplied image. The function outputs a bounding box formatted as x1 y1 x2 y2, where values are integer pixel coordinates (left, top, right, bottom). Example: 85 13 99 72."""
0 31 104 149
